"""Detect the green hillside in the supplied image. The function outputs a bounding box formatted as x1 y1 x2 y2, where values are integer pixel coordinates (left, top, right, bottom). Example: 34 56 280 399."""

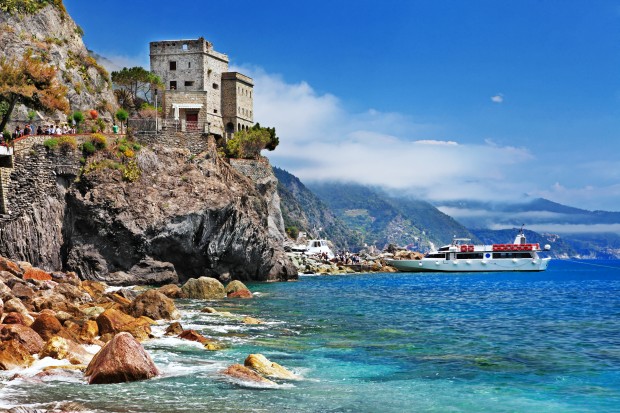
307 182 477 250
273 167 362 251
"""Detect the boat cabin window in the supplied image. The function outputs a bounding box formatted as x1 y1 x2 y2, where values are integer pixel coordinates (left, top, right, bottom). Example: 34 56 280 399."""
456 253 484 260
426 253 446 259
492 252 532 259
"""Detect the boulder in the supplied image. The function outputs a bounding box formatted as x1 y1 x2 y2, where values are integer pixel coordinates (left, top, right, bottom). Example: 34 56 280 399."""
0 324 45 354
0 281 11 300
128 258 179 286
0 257 22 277
32 292 81 315
40 336 91 365
0 340 34 370
221 364 276 386
128 290 181 320
79 320 99 342
4 298 34 325
96 308 152 341
51 271 82 286
225 280 253 298
54 283 93 304
201 307 218 313
85 332 159 384
158 284 186 299
81 306 106 319
30 313 63 341
181 277 226 300
164 322 183 336
11 283 35 300
2 312 24 325
80 281 107 300
244 353 299 380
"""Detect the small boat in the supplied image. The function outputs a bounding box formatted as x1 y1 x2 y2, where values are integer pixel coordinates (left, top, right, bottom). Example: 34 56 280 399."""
290 239 335 259
387 229 550 273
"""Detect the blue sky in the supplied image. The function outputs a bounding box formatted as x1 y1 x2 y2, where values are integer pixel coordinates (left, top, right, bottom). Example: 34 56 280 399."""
64 0 620 212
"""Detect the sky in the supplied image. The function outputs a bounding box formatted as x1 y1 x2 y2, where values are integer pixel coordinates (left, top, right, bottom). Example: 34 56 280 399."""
64 0 620 213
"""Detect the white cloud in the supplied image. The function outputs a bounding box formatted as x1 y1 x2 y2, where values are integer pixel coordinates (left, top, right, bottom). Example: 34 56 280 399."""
491 94 504 103
231 65 618 212
94 52 150 73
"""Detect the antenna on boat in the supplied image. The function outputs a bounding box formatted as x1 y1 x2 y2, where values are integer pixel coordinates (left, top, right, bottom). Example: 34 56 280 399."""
519 224 524 234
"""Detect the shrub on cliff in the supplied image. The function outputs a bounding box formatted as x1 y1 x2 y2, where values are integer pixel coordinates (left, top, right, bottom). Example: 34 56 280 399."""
44 138 58 150
81 141 96 155
90 133 107 150
58 135 77 151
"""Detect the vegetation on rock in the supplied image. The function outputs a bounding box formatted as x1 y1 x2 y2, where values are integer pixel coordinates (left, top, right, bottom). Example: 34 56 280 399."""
0 0 66 16
0 52 69 132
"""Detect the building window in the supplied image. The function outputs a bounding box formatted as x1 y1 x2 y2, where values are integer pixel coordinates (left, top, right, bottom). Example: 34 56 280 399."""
250 91 252 98
188 62 191 68
212 83 219 89
169 61 176 70
214 109 218 113
170 81 177 90
184 81 194 87
182 43 188 51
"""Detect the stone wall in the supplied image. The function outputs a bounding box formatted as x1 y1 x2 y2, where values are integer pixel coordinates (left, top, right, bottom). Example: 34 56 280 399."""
134 132 210 155
221 72 254 133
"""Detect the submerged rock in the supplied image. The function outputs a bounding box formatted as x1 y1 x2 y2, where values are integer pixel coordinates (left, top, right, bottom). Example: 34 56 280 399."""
244 353 299 380
164 322 183 336
181 277 226 300
85 332 159 384
221 363 276 386
225 280 253 299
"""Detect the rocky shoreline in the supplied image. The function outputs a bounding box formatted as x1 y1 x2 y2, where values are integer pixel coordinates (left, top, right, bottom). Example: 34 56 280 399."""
287 250 423 275
0 255 299 413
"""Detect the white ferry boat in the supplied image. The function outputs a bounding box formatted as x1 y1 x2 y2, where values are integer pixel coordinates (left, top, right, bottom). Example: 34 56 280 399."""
387 230 551 273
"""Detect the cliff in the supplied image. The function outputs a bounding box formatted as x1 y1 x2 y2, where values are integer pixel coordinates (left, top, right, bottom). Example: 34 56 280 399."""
0 2 116 123
0 135 297 283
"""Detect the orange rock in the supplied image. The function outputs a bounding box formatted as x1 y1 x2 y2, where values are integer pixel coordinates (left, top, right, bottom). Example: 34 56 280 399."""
96 309 136 335
79 320 99 342
0 340 34 370
31 313 63 341
0 324 45 354
23 267 52 281
227 290 253 299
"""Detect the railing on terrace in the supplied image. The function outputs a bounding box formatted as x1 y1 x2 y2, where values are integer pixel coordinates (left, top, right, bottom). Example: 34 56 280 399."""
128 118 210 134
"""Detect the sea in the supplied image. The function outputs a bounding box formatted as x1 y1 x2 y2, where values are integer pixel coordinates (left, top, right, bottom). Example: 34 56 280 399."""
1 259 619 412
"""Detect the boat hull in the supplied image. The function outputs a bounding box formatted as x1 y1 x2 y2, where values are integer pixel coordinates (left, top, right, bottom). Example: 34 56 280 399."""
386 258 551 273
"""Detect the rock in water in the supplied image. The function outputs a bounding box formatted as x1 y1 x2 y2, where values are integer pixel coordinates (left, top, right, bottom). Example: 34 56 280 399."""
225 280 253 298
85 332 159 384
128 290 181 320
221 364 276 386
181 277 226 299
39 336 90 365
244 353 299 380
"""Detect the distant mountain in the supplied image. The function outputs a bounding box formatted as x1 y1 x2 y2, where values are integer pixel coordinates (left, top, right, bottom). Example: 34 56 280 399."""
435 198 620 228
436 198 620 258
273 167 362 251
307 182 477 250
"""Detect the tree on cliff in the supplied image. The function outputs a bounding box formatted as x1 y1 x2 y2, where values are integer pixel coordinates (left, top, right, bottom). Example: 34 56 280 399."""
111 67 162 112
252 123 279 151
226 128 272 159
0 52 69 133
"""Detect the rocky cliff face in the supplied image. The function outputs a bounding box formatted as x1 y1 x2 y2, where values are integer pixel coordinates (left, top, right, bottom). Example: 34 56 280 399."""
62 138 297 283
0 136 297 283
0 3 116 123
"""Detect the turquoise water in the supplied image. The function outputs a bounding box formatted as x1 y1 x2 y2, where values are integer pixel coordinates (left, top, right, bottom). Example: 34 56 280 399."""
2 260 620 412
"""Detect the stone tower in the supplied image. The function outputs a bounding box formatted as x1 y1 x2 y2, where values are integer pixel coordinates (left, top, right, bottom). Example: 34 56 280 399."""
149 37 253 138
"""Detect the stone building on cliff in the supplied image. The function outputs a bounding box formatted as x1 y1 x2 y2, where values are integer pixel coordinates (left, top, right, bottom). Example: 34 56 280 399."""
150 37 254 139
